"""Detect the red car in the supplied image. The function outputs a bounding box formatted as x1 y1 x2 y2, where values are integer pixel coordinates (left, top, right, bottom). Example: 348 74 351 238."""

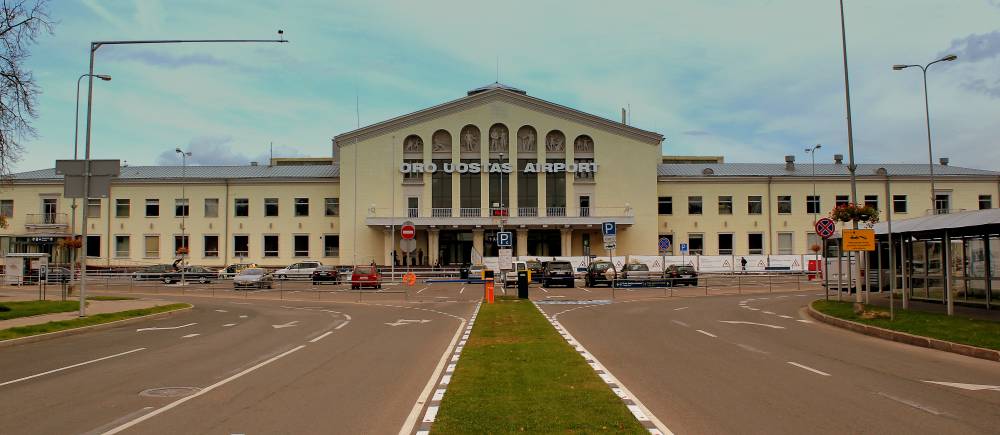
350 265 381 289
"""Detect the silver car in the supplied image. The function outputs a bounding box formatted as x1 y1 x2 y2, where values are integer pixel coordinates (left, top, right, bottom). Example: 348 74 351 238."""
233 268 274 290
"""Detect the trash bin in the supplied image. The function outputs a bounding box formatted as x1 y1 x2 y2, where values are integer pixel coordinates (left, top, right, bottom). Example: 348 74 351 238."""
459 264 470 280
517 270 529 299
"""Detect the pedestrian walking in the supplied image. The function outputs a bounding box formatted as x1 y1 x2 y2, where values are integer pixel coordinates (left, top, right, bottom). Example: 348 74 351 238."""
741 256 748 272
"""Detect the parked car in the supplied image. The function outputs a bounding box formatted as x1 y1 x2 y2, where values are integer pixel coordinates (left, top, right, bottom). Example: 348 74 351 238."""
217 263 257 279
504 261 527 286
665 265 699 286
621 263 653 280
584 261 616 287
311 265 340 285
162 266 216 284
233 268 273 290
132 264 174 281
350 265 381 289
468 264 485 280
525 260 543 283
542 261 575 287
273 261 322 280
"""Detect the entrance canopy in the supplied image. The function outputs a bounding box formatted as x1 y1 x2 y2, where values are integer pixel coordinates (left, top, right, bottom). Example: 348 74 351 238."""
875 208 1000 237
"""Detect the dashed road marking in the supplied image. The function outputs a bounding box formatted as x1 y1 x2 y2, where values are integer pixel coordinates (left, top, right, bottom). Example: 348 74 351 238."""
309 331 335 343
181 334 200 338
214 309 228 313
671 320 690 328
778 315 793 319
673 307 689 311
459 287 465 294
539 287 550 293
875 392 945 416
222 323 236 327
719 321 785 329
797 319 813 324
417 287 428 294
0 348 146 387
696 329 717 338
787 361 831 376
763 311 775 315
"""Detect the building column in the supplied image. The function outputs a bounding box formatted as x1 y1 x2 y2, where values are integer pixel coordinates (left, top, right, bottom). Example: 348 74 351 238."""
473 229 485 261
516 229 528 257
427 229 439 266
561 228 573 256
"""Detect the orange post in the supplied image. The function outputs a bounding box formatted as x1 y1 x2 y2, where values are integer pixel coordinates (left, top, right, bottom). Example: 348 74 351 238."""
485 279 495 304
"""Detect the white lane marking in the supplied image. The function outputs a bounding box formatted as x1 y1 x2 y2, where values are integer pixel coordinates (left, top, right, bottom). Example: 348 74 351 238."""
385 319 431 327
747 308 761 311
102 345 306 435
222 323 236 327
539 287 550 293
671 320 690 328
230 302 251 305
136 323 196 332
0 348 146 387
309 331 335 343
876 392 946 416
787 361 831 376
547 295 567 298
214 309 228 313
762 311 775 315
181 334 200 338
239 315 248 318
737 343 768 354
335 321 349 330
695 329 717 338
272 321 299 329
719 321 785 329
577 287 591 292
776 295 789 299
673 307 689 311
797 319 813 324
459 287 465 294
778 315 793 319
422 405 439 423
922 381 1000 391
417 287 428 294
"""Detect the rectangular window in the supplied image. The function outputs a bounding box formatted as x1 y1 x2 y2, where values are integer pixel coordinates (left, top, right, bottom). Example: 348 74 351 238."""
864 195 878 210
658 196 673 215
748 233 764 255
545 159 566 209
146 199 160 217
294 235 309 257
403 159 422 180
295 198 309 217
204 198 219 218
264 198 279 217
748 196 762 214
324 234 340 257
87 198 101 218
777 232 793 255
175 198 189 217
203 235 219 258
777 195 792 214
144 235 159 258
687 196 703 215
460 159 481 209
263 235 279 257
234 235 249 257
432 159 452 209
718 196 732 215
86 235 101 257
806 195 820 214
114 235 130 258
115 199 130 218
806 233 822 254
489 158 509 210
325 198 339 216
408 197 419 217
0 199 12 217
718 233 733 255
934 193 950 214
235 198 249 217
688 234 704 255
517 159 538 210
893 195 907 213
979 195 992 210
174 235 189 255
835 195 850 208
574 158 595 180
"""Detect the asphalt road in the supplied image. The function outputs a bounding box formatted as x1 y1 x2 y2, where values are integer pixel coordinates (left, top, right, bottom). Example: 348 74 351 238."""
539 290 1000 435
0 287 477 434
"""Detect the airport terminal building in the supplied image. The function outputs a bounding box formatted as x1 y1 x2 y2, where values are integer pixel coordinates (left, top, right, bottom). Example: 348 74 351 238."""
2 84 999 268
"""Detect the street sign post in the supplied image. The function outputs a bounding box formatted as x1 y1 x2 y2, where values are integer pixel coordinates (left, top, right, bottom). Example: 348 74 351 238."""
814 217 836 240
400 221 415 240
658 237 671 275
496 231 513 248
680 242 689 266
602 221 616 237
843 229 876 251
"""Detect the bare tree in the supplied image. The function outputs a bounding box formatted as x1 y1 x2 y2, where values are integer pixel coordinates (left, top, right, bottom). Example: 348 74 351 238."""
0 0 52 178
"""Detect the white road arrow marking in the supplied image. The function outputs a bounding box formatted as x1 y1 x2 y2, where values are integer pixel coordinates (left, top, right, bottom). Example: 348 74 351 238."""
923 381 1000 391
385 319 432 327
272 321 299 329
136 323 196 332
718 321 785 329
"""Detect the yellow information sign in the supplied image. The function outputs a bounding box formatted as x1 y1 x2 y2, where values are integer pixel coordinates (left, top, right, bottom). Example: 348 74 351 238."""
843 229 876 251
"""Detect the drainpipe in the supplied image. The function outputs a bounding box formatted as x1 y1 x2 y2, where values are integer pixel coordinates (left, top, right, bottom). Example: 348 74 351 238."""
224 179 230 264
766 176 773 259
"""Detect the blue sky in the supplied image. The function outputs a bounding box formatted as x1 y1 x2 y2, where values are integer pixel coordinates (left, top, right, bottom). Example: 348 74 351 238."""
15 0 1000 171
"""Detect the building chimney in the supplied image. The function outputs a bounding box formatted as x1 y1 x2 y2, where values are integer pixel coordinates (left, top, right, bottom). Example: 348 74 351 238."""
621 108 627 125
939 157 949 166
250 161 258 166
785 155 795 171
834 154 844 164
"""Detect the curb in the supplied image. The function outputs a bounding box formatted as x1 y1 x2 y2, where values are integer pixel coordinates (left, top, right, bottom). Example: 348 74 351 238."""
807 304 1000 363
0 304 193 349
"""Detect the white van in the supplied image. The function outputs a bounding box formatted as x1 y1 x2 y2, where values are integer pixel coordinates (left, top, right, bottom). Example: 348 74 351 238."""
504 261 527 286
823 256 861 292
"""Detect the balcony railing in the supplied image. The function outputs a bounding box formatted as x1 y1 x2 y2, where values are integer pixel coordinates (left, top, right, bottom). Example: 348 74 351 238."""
431 208 452 217
546 207 566 217
25 213 68 226
518 207 537 217
459 207 481 218
407 208 419 218
578 207 590 217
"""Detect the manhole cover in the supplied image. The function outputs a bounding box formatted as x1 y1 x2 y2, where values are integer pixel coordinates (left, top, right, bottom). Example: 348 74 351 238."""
139 387 201 398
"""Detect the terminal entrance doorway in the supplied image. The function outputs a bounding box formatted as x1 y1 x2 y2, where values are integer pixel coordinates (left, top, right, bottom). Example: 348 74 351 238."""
438 230 473 265
527 230 561 256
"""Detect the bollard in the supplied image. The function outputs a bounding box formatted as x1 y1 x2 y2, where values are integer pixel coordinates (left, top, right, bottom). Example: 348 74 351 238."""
768 273 773 293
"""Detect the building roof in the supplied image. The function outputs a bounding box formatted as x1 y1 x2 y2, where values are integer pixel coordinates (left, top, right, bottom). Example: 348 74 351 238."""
875 208 1000 235
467 82 527 96
10 165 340 181
657 163 1000 178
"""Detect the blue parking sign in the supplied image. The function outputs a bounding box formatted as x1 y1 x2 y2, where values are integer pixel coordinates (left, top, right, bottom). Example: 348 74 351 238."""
602 222 616 237
679 243 688 253
497 231 513 247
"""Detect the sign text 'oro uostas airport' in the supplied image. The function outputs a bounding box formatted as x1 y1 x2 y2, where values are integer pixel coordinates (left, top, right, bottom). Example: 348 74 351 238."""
399 161 598 174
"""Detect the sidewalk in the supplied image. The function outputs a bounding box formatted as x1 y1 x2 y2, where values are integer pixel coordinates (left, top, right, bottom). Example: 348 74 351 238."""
827 290 1000 322
0 295 175 330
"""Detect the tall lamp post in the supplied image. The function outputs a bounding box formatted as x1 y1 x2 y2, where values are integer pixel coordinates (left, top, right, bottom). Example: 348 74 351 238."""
892 54 957 215
805 144 822 275
175 148 192 286
70 73 110 289
837 0 863 309
77 31 287 316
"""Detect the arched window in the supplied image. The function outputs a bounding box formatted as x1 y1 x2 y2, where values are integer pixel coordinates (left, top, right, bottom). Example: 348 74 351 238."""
403 134 423 155
516 126 537 153
488 123 509 153
431 130 451 153
545 130 566 153
459 125 480 153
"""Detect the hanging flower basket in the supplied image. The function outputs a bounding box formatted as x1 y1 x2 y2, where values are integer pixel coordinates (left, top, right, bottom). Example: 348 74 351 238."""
59 237 83 249
829 203 879 226
810 244 822 253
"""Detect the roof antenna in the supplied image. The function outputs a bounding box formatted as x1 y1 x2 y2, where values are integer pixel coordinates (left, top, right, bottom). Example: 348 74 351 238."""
269 141 273 166
496 56 500 83
355 88 360 128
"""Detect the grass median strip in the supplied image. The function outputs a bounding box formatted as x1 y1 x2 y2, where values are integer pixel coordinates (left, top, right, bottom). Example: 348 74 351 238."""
813 300 1000 351
0 300 80 320
433 297 646 433
0 303 190 341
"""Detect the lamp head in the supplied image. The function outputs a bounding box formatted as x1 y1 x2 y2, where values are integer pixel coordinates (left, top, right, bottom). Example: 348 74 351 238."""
892 64 909 71
95 74 112 81
941 54 957 62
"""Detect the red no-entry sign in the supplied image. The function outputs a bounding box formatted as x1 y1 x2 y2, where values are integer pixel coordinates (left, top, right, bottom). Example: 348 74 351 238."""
401 224 416 240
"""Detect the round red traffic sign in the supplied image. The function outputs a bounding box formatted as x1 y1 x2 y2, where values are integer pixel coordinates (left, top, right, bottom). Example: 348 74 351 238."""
401 224 416 240
815 217 837 239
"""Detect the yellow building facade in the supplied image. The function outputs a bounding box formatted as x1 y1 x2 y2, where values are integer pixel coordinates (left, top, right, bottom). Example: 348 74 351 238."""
1 84 997 269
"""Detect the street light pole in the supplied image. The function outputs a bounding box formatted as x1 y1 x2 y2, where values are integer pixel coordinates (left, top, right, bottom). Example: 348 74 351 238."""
71 73 110 293
837 0 862 308
175 148 192 286
806 144 822 276
77 31 287 316
892 54 957 215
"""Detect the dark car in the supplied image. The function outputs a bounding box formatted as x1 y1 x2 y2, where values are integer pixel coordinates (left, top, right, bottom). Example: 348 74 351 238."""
162 266 216 284
542 261 575 287
132 264 174 281
585 261 616 287
311 265 340 284
526 260 543 283
665 265 698 286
